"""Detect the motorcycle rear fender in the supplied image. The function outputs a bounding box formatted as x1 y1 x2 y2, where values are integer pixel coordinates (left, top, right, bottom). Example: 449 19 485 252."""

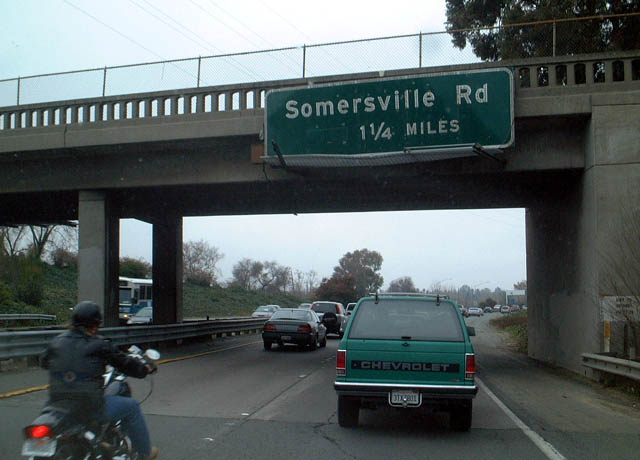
25 405 71 437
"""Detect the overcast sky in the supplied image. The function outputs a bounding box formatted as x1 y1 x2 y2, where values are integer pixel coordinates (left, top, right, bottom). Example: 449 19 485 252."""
1 0 526 291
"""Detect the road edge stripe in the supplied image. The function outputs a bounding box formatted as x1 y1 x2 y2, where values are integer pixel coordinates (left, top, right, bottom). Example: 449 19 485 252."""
476 377 567 460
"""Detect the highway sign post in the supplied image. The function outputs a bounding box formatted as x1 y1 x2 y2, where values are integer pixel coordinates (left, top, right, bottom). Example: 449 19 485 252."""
265 68 514 160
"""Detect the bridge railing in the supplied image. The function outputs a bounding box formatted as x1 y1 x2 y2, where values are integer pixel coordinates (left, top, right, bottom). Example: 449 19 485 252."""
0 317 266 360
1 14 639 111
1 51 639 134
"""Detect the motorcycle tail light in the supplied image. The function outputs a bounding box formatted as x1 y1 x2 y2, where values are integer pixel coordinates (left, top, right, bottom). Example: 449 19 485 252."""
26 425 53 439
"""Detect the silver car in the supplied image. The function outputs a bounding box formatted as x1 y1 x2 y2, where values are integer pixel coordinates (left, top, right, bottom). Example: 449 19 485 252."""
251 305 281 318
127 306 153 325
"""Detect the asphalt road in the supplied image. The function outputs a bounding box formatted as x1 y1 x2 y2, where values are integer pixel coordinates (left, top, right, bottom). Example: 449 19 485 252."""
2 315 640 460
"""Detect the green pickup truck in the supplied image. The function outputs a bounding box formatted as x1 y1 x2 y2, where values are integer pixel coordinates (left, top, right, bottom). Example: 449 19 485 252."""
334 293 477 430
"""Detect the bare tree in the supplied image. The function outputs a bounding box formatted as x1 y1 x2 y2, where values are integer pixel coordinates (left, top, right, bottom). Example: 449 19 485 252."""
305 269 318 294
231 258 253 290
1 223 77 260
1 226 27 257
183 240 224 285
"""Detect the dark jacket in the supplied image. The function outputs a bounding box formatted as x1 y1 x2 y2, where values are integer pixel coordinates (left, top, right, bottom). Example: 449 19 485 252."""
42 329 149 419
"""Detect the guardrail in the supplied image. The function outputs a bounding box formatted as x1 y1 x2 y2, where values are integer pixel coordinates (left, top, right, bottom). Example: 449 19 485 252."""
0 317 266 360
0 314 57 322
581 352 640 382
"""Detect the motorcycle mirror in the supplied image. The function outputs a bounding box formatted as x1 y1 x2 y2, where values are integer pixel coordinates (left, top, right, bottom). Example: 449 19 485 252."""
128 345 142 355
145 349 161 361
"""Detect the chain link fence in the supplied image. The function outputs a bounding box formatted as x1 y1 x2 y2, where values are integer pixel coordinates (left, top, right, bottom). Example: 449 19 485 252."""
1 14 638 108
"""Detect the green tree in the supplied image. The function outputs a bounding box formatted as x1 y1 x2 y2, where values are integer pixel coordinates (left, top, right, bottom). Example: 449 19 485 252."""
446 0 640 61
514 280 527 290
120 257 151 279
333 249 384 298
315 274 357 306
387 276 417 293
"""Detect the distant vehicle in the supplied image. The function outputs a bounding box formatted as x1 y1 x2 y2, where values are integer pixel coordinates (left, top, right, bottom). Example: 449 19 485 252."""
511 305 520 312
500 305 511 314
126 306 153 325
298 303 312 309
251 305 280 318
493 305 502 312
335 293 477 430
310 301 347 337
119 276 153 322
262 308 327 350
483 306 493 313
467 307 483 317
345 303 357 315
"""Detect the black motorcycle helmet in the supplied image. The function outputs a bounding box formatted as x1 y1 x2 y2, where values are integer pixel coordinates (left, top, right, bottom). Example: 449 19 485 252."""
71 301 103 328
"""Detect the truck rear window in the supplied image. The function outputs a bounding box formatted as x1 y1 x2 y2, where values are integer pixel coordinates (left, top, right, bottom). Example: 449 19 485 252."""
348 299 464 342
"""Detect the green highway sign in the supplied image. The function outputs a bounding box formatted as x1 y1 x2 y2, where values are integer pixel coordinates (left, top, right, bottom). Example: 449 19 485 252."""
265 68 514 158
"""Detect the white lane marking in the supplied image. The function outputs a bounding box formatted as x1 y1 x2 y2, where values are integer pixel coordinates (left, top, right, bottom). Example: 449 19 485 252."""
477 377 566 460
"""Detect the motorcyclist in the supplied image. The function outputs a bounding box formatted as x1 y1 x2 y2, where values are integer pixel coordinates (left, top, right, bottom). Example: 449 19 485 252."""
42 300 159 460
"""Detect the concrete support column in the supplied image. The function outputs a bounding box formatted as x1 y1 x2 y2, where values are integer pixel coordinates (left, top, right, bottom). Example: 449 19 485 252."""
78 191 120 326
152 215 183 324
528 93 640 374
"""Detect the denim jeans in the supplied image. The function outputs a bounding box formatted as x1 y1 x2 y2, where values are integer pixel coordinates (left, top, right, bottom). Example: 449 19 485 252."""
103 395 151 456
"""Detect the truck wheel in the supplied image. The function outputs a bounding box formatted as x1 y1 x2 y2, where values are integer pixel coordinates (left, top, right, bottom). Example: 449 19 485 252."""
450 401 472 431
338 396 359 427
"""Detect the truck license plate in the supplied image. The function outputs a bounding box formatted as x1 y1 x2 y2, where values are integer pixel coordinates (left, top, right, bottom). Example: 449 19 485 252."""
389 389 422 407
22 438 57 457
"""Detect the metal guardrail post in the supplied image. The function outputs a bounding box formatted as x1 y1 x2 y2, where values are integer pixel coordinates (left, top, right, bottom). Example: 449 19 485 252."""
197 56 202 88
302 44 306 78
16 77 21 106
102 67 107 97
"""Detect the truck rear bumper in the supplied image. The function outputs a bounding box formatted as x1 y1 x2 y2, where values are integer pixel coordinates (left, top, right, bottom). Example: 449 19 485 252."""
334 381 477 400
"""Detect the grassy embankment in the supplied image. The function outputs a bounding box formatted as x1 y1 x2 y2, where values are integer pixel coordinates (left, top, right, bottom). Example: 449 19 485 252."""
1 264 306 327
490 310 528 353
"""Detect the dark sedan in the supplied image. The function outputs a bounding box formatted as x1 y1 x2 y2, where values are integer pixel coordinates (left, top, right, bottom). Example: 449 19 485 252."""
262 309 327 351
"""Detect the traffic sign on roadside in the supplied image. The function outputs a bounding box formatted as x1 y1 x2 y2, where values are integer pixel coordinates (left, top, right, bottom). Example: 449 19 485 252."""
265 68 514 160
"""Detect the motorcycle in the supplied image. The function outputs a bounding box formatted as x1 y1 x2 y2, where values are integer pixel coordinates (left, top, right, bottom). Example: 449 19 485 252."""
21 345 160 460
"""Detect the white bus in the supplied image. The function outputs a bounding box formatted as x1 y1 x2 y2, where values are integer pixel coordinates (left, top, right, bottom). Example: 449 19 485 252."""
118 276 153 321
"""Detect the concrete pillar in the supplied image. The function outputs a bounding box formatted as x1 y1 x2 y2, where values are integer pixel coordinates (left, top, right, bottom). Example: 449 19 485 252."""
528 93 640 373
152 215 183 324
78 191 120 326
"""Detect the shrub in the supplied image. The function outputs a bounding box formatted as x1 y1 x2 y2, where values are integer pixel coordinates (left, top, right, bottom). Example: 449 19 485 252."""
14 257 45 306
52 248 77 268
0 280 12 305
185 269 213 287
120 257 151 279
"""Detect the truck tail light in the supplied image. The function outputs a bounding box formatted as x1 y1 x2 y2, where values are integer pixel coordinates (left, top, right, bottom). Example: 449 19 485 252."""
465 353 476 380
336 349 346 376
